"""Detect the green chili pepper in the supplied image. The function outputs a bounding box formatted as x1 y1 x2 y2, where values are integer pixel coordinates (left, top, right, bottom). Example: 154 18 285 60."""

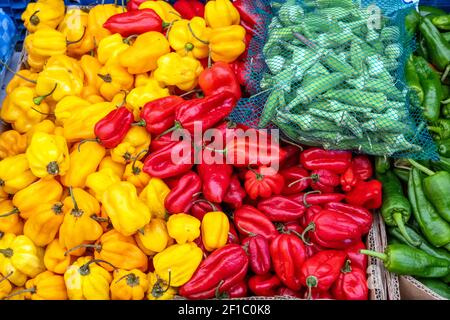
303 0 355 9
347 77 405 101
419 16 450 72
380 26 400 43
437 139 450 158
375 156 391 174
417 278 450 299
431 155 450 173
349 41 365 71
428 119 450 140
419 6 447 18
307 108 363 138
443 103 450 119
277 111 338 132
393 168 410 183
321 89 387 112
405 9 420 38
408 167 450 248
431 15 450 31
417 36 431 61
259 90 283 128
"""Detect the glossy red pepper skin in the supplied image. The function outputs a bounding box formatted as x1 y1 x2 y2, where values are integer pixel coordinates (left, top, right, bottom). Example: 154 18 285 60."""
324 202 373 235
127 0 147 11
345 179 382 209
277 287 303 298
143 140 193 178
244 166 285 200
289 192 346 208
227 222 240 244
179 244 249 299
344 241 368 271
331 260 368 300
197 163 233 203
229 60 247 87
225 281 247 298
94 106 134 149
149 132 173 153
232 0 267 36
340 166 358 192
103 9 163 37
300 148 352 174
270 233 307 291
223 174 246 209
174 91 237 135
190 200 222 221
242 234 271 275
280 166 311 195
140 96 184 135
279 145 302 170
257 195 305 222
352 155 373 181
248 274 282 296
198 62 242 101
300 205 322 228
164 171 201 214
300 250 347 299
234 205 278 241
173 0 205 19
309 169 340 193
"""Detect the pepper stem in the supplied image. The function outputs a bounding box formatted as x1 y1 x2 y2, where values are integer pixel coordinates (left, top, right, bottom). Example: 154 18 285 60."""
33 84 58 105
0 271 13 284
187 22 209 45
156 121 183 139
300 223 314 246
0 248 13 258
0 60 37 84
69 187 83 217
359 249 387 261
79 259 117 276
30 107 54 116
341 259 352 273
131 149 148 175
46 161 60 176
305 276 318 300
65 243 101 256
236 223 257 237
408 159 435 176
0 207 19 218
303 190 321 208
427 126 443 136
97 73 112 83
214 280 227 299
442 98 450 105
132 120 146 127
247 165 264 180
115 273 140 287
192 199 217 212
151 270 172 298
29 10 40 26
393 212 421 247
180 89 201 98
287 176 312 188
123 34 139 45
77 139 100 152
3 287 36 300
90 214 109 223
279 137 304 150
66 27 87 46
441 64 450 83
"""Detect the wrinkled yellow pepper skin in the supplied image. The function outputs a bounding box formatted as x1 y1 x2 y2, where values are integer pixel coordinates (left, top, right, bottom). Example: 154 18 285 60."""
88 4 123 43
24 271 67 300
80 55 102 90
1 87 50 133
201 211 230 252
26 120 56 145
0 131 28 159
0 154 37 195
153 242 203 287
139 1 180 24
81 86 105 104
0 233 45 286
102 182 151 236
154 52 203 91
205 0 240 28
61 142 106 188
12 178 63 220
210 25 246 63
26 132 70 179
21 0 65 33
168 18 211 59
99 156 125 177
120 32 171 74
6 70 38 95
126 79 169 118
135 218 171 255
23 202 64 247
64 256 112 300
0 200 23 235
139 178 170 219
134 73 152 87
111 126 151 164
0 273 12 299
147 272 176 300
111 269 149 300
123 160 151 190
97 64 134 101
58 9 94 57
26 28 67 57
27 52 47 73
167 213 201 244
59 188 103 257
86 168 121 202
97 33 129 66
54 96 91 126
44 239 71 275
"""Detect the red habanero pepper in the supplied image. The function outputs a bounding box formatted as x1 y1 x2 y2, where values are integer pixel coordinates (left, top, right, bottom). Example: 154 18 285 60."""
197 163 233 203
143 140 193 178
140 96 184 135
149 132 174 153
331 260 369 300
190 199 222 221
345 180 382 209
340 166 358 192
229 60 247 87
244 166 285 200
242 234 271 275
300 250 347 300
280 166 311 195
324 202 373 235
270 233 307 291
198 62 242 101
193 236 209 257
232 0 265 35
234 205 278 241
300 205 322 228
178 244 249 299
173 0 205 20
300 148 352 174
352 155 373 181
277 222 323 257
309 169 340 193
257 195 306 222
227 222 240 244
164 171 202 214
223 174 246 209
93 106 134 149
103 9 163 37
127 0 147 11
248 274 282 296
345 241 368 271
289 191 346 208
224 281 247 298
280 145 302 169
277 287 303 298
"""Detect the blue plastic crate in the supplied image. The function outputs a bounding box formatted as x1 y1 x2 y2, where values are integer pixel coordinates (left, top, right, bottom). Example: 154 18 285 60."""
419 0 450 12
0 0 28 10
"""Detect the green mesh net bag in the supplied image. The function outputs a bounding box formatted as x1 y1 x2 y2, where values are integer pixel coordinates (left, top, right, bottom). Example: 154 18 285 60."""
230 0 438 160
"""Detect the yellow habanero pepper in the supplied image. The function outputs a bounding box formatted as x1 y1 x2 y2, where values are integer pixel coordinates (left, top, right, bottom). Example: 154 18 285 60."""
139 1 181 24
25 120 56 145
111 269 149 300
86 168 121 202
167 213 201 244
135 73 152 87
153 242 203 287
135 218 171 255
61 142 106 188
36 55 85 102
6 70 38 95
209 25 247 63
154 52 203 91
59 188 104 257
54 95 91 126
64 256 112 300
12 178 63 220
25 28 67 57
201 211 229 252
147 272 176 300
139 178 170 219
21 0 65 33
99 156 126 177
27 53 47 72
0 130 27 159
5 287 27 300
0 233 45 286
102 181 151 236
97 33 129 66
119 32 171 74
58 9 94 57
80 55 102 89
26 132 70 179
0 200 23 235
0 154 37 195
111 126 150 164
88 4 123 43
168 17 211 59
123 158 151 190
12 271 68 300
0 272 12 299
205 0 240 28
44 239 71 275
97 64 134 101
126 79 169 118
1 87 50 133
81 86 105 104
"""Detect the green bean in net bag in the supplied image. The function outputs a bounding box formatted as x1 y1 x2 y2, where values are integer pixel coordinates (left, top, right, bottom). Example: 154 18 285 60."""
229 0 438 160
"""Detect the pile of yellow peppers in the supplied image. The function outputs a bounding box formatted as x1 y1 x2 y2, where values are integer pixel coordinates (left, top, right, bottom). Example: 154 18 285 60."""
0 0 242 300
